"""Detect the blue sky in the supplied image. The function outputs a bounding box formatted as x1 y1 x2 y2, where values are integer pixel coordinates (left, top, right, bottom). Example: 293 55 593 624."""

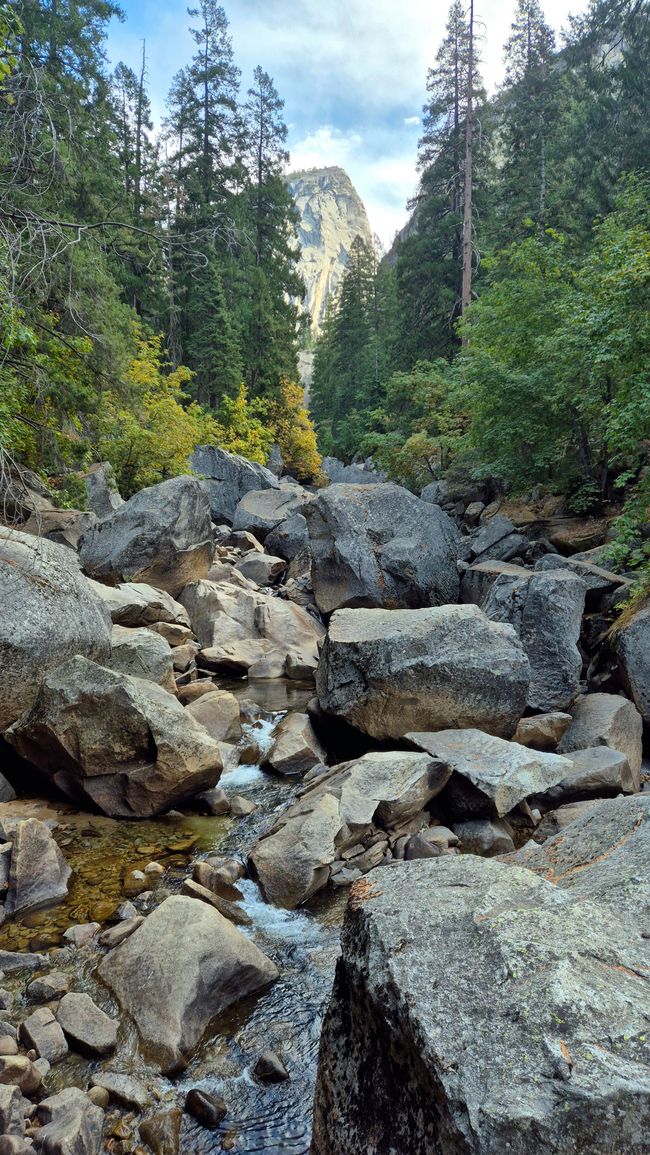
106 0 589 246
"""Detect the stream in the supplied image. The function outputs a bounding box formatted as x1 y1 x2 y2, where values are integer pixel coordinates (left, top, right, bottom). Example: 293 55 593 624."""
0 679 347 1154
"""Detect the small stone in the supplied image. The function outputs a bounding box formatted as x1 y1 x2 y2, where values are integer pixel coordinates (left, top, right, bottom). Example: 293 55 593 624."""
61 922 100 948
0 991 12 1013
184 1088 227 1129
229 795 256 817
98 916 144 949
0 1083 25 1136
0 1137 33 1154
452 818 515 857
0 1056 42 1095
0 1023 16 1040
253 1050 289 1083
86 1085 109 1109
19 1008 68 1065
180 880 251 927
0 1037 17 1056
116 901 137 920
56 992 118 1057
194 788 231 816
405 835 442 861
90 1072 150 1110
192 862 244 902
26 972 70 1003
123 869 148 895
139 1107 183 1155
144 862 165 876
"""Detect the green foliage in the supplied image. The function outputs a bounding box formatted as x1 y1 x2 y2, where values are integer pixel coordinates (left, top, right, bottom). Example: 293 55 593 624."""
267 379 322 482
211 384 274 464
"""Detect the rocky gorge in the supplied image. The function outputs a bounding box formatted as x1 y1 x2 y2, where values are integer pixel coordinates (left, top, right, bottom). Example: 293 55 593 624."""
0 449 648 1155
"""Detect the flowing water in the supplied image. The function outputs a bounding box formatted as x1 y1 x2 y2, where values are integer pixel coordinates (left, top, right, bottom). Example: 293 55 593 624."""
0 679 346 1153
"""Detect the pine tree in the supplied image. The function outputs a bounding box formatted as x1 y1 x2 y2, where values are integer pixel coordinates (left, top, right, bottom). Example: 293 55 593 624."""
184 248 243 407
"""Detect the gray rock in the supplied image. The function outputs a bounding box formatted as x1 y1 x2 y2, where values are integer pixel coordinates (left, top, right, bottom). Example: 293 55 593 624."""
419 479 448 505
0 1084 25 1137
460 559 531 607
253 1050 289 1082
5 821 71 918
6 657 222 818
467 514 527 562
311 854 650 1155
264 713 326 776
19 1008 67 1065
265 515 310 561
407 729 573 818
179 879 251 926
452 818 515 856
250 751 451 908
0 1056 42 1095
483 569 587 712
185 690 241 743
36 1087 103 1155
615 605 650 725
55 993 117 1057
305 483 460 612
234 552 287 585
513 712 573 750
0 951 46 973
84 461 124 518
21 508 98 552
26 973 70 1003
536 746 638 805
317 606 530 741
0 530 111 732
191 445 279 524
107 625 176 692
534 799 603 841
321 457 387 485
79 476 214 597
61 923 99 949
89 1072 149 1110
534 552 632 602
98 916 144 949
232 486 313 541
557 693 642 776
0 777 15 804
194 787 231 816
97 895 278 1073
87 580 191 627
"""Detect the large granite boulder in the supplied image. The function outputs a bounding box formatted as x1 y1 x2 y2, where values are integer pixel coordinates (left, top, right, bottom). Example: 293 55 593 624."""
311 853 650 1155
265 515 310 561
98 895 278 1073
557 692 642 776
316 606 529 741
615 605 650 726
321 457 387 485
232 486 313 541
460 560 531 607
6 657 222 817
305 483 460 613
36 1088 104 1155
190 445 279 524
107 626 176 692
84 461 124 518
4 819 71 918
483 568 586 712
86 580 190 628
465 514 527 564
22 507 98 551
79 476 213 596
0 530 111 732
406 729 573 818
179 579 324 680
534 552 632 604
250 751 452 908
263 713 327 776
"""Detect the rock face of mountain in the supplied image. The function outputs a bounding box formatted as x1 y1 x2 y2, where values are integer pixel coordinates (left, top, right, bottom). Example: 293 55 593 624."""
288 166 372 333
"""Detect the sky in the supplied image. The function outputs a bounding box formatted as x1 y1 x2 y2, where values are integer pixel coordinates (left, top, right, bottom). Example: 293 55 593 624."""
106 0 590 247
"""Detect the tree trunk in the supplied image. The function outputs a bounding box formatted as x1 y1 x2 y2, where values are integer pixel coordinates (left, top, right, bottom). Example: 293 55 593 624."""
461 0 474 333
135 42 146 215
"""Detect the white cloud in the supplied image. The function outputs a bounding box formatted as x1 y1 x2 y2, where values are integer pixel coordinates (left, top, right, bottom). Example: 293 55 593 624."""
404 116 421 126
289 126 363 173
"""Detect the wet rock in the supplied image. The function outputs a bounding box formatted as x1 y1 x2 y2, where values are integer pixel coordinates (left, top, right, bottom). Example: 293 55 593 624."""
253 1050 289 1083
89 1072 149 1111
265 514 310 561
85 1087 109 1110
84 461 123 518
305 483 460 613
264 713 326 776
98 895 278 1073
191 445 280 524
98 916 144 949
88 581 191 628
61 923 99 949
36 1088 103 1155
513 712 573 750
194 787 230 816
557 692 642 776
0 1084 25 1136
184 1088 227 1129
407 729 573 818
460 559 531 607
123 870 147 896
19 1009 67 1065
56 993 117 1058
179 880 251 926
191 862 243 901
483 569 587 712
0 530 111 732
452 818 515 856
317 606 529 741
232 486 313 541
4 821 71 919
311 854 650 1155
139 1108 182 1155
115 901 137 921
0 1056 42 1095
615 604 650 725
107 626 176 692
185 690 241 743
6 657 222 818
79 476 214 597
250 751 451 908
235 552 287 586
229 795 256 817
26 973 70 1003
0 951 46 974
536 746 637 806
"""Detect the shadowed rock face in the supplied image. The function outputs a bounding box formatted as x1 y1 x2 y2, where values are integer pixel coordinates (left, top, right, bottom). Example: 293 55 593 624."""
311 844 650 1155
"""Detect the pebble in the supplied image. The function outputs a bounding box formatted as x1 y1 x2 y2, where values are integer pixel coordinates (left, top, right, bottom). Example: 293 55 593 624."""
116 901 137 921
184 1088 227 1129
123 870 147 896
61 923 100 948
253 1050 289 1083
144 862 164 876
87 1085 109 1109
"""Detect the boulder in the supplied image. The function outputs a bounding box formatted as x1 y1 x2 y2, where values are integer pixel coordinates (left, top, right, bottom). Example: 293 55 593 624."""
55 993 117 1057
419 479 448 505
185 690 241 743
615 605 650 725
107 625 175 692
22 508 97 552
557 693 642 776
483 569 586 712
234 553 287 586
534 799 602 841
79 476 213 596
179 579 324 680
322 457 387 485
0 530 111 732
305 483 460 612
190 445 279 524
98 895 278 1073
460 560 531 607
4 820 71 918
406 729 573 818
466 514 527 563
0 776 15 804
6 657 222 818
139 1108 182 1155
263 713 326 776
0 1056 42 1095
513 712 572 750
0 1084 24 1137
312 854 650 1155
535 746 638 806
452 818 515 856
232 486 313 541
19 1008 68 1064
84 461 124 518
316 606 529 741
265 515 310 561
36 1088 103 1155
534 552 632 603
87 580 190 628
89 1072 149 1111
250 751 451 908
